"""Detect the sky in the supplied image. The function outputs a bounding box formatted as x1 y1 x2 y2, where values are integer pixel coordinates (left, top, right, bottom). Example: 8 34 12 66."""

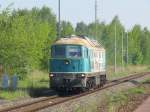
0 0 150 30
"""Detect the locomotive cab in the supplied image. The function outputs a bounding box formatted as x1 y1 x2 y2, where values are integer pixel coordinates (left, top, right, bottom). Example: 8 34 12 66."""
50 45 89 72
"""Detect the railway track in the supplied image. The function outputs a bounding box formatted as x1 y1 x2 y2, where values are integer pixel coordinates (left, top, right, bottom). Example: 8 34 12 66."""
0 72 149 112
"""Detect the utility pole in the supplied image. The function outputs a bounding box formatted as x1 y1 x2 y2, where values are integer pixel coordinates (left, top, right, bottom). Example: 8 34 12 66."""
114 24 117 73
126 32 128 65
122 30 124 71
58 0 61 38
95 0 98 40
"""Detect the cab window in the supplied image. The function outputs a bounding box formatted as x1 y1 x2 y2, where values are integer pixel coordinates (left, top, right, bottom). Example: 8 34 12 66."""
67 46 81 58
51 45 66 58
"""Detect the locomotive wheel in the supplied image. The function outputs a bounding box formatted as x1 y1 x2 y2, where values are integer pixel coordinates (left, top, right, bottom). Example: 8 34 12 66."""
100 75 107 87
86 78 96 90
86 80 90 90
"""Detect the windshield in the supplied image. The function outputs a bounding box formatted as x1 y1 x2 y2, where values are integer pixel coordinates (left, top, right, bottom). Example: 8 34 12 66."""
51 45 82 58
51 45 66 58
67 45 81 58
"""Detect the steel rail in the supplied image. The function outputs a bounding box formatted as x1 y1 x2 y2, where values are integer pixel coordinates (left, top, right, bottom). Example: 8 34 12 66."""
0 72 149 112
0 95 58 112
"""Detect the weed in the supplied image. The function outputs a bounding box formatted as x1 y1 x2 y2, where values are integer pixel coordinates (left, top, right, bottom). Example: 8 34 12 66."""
0 70 49 100
107 87 146 112
0 89 28 100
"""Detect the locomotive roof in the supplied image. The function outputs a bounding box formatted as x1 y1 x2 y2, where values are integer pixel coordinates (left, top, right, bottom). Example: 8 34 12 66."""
52 35 105 50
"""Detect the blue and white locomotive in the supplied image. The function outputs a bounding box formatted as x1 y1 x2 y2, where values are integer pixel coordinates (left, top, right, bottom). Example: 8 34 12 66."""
49 35 106 91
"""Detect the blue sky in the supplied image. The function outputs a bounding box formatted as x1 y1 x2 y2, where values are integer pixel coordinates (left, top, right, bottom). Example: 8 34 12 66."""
0 0 150 30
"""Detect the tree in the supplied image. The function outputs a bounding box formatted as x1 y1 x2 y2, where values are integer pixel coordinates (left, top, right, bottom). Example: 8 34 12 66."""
102 16 125 65
140 27 150 64
60 21 74 37
75 22 88 36
0 6 150 79
0 6 57 77
128 25 143 64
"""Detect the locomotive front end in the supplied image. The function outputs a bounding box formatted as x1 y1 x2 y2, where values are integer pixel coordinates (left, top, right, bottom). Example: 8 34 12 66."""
49 44 89 90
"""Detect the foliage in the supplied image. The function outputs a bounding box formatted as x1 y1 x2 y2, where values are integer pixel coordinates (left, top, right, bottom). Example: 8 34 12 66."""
107 65 149 80
142 78 150 83
0 6 150 78
108 87 145 112
75 22 88 36
0 6 56 77
75 16 150 66
0 89 29 100
60 21 74 37
0 70 49 100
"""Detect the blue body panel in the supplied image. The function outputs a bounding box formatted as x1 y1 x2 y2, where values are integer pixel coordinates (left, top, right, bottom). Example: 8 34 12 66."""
50 58 90 73
50 45 91 73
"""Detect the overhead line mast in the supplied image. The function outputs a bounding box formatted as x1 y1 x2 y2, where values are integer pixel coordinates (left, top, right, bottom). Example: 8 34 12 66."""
114 24 117 73
58 0 61 39
126 32 128 65
95 0 98 40
122 30 124 71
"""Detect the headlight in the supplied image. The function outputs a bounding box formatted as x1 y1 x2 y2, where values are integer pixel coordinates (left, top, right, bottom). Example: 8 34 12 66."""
65 61 69 64
64 60 70 65
81 74 85 77
50 74 54 77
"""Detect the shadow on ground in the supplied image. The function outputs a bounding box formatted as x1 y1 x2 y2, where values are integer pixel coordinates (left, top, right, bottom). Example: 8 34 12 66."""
129 80 141 85
27 87 57 98
0 87 81 98
143 81 150 84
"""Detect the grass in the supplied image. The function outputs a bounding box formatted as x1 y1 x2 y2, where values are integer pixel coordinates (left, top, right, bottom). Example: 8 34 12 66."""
26 70 49 88
106 67 150 112
142 78 150 84
0 70 49 100
107 87 146 112
147 66 150 70
74 102 98 112
0 65 149 100
0 89 29 100
70 85 149 112
107 65 150 80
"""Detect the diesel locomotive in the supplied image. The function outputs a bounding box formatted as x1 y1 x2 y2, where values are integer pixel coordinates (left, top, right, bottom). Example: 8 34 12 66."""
49 35 106 91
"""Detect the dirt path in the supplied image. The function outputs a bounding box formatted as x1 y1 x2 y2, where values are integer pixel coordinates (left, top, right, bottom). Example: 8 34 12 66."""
133 96 150 112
